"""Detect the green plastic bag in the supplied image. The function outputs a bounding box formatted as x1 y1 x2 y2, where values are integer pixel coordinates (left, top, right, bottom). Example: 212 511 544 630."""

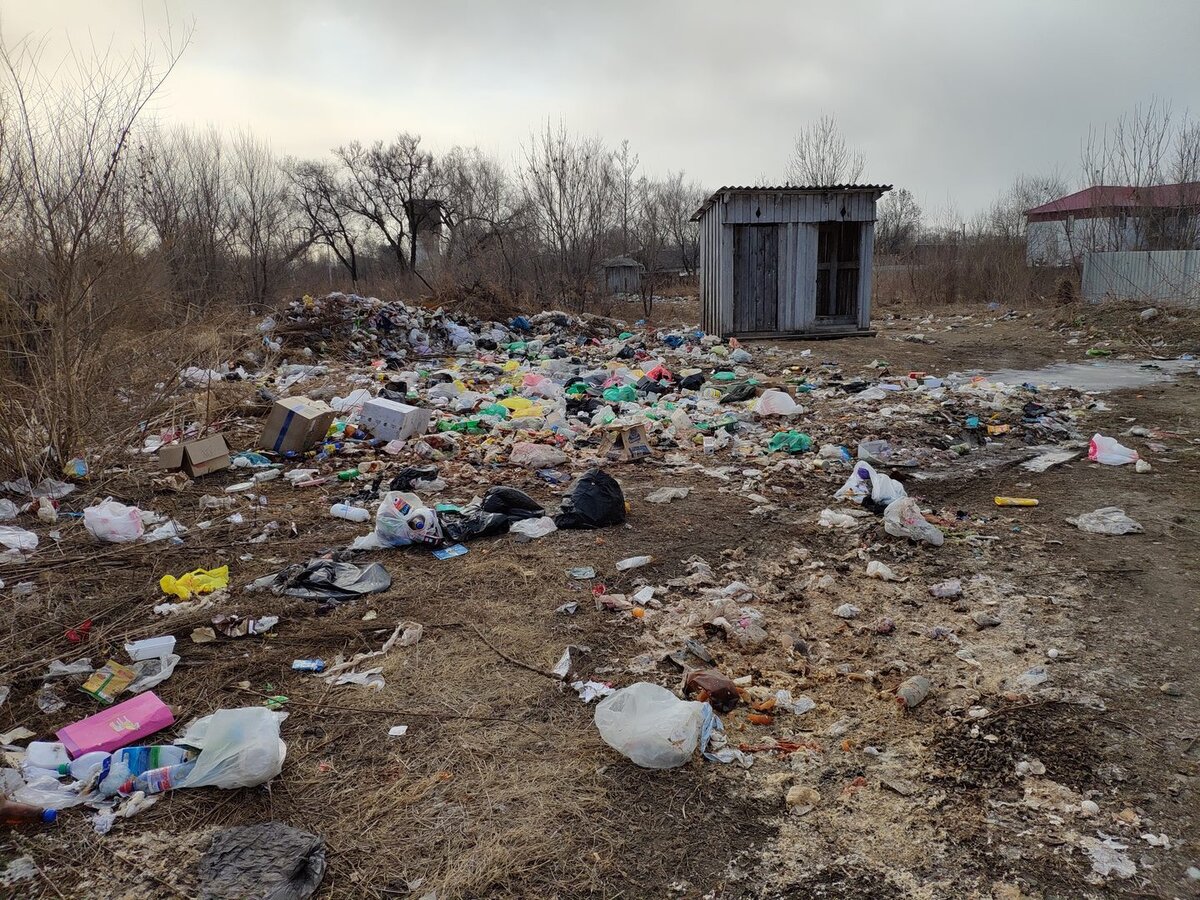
602 385 637 403
768 431 813 453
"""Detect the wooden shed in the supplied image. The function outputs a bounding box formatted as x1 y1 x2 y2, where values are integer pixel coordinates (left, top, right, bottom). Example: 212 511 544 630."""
599 256 644 295
692 185 891 338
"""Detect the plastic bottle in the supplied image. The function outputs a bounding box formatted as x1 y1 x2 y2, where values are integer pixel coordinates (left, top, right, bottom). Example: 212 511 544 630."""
337 468 360 481
25 741 69 770
330 503 370 523
1 799 57 827
121 760 196 795
67 745 192 784
62 751 111 781
252 468 280 483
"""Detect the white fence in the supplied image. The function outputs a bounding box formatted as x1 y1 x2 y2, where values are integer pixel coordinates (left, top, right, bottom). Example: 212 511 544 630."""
1081 250 1200 307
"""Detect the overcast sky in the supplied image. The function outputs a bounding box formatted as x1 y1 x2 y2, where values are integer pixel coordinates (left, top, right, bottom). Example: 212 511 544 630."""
7 1 1200 217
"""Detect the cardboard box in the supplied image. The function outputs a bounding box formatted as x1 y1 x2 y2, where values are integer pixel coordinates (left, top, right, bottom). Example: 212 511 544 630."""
359 398 431 442
159 434 230 478
259 396 336 455
598 424 653 462
56 691 175 758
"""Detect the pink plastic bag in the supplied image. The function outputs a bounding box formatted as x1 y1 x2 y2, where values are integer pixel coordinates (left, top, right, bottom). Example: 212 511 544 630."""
57 691 174 758
1088 433 1139 466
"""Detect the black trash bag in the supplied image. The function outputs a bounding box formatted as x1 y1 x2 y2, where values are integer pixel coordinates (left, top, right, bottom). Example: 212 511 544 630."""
719 381 758 404
389 466 440 492
636 376 670 396
678 372 705 391
199 822 326 900
440 509 512 542
481 486 545 520
555 469 626 529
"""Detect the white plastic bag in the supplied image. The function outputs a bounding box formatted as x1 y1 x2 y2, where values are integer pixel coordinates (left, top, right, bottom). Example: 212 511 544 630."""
1067 507 1144 535
509 441 568 468
0 525 38 559
1088 434 1139 466
594 682 705 769
375 491 442 547
753 390 802 416
883 497 944 546
833 461 907 506
181 708 286 790
83 499 144 543
510 516 557 542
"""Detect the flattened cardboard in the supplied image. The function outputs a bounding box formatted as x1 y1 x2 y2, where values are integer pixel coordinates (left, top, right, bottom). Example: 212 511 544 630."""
598 424 653 462
259 396 336 455
159 434 230 479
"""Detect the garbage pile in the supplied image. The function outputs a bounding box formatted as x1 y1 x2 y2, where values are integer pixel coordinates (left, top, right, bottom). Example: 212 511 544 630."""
2 291 1178 895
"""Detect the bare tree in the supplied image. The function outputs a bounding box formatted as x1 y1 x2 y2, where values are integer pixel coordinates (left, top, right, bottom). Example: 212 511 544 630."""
656 171 705 275
632 178 672 318
874 187 923 256
613 139 639 253
785 114 865 186
0 29 190 470
288 159 361 289
518 120 615 308
230 132 309 311
336 134 441 287
440 146 530 295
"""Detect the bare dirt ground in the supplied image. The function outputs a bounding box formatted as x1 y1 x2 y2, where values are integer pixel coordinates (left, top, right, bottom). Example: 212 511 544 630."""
2 299 1199 899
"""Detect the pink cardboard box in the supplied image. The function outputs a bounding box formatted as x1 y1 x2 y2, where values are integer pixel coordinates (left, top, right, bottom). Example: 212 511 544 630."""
56 691 174 759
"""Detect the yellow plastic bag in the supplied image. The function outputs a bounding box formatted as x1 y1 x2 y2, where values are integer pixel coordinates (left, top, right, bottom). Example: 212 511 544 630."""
499 397 532 412
160 565 229 600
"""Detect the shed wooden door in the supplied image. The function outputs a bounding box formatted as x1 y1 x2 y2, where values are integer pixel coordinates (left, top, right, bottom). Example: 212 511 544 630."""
733 225 779 333
815 221 861 323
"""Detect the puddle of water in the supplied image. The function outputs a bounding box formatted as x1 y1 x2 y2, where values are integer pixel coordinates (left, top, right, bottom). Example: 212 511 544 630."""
968 360 1199 392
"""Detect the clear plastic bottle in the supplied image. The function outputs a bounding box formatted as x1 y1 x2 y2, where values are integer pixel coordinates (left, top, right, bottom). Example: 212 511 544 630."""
330 503 370 523
122 760 196 795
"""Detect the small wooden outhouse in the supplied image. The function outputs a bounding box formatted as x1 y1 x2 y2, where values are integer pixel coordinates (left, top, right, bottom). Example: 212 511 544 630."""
599 256 644 295
692 185 890 338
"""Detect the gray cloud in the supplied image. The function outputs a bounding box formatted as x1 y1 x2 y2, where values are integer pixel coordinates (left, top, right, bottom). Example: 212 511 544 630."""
7 0 1199 214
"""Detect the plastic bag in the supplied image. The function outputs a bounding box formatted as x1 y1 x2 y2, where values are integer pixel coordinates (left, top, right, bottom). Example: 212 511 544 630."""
1067 507 1144 535
833 462 907 507
84 498 144 543
181 708 287 790
768 431 813 454
0 525 38 558
510 516 557 542
160 565 229 600
555 469 626 529
882 497 944 546
375 491 442 547
594 683 705 769
1088 434 1139 466
509 442 568 468
753 390 802 416
481 486 544 520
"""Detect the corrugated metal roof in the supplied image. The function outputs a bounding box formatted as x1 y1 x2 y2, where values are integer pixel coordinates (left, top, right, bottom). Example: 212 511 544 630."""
692 184 892 220
1027 182 1200 217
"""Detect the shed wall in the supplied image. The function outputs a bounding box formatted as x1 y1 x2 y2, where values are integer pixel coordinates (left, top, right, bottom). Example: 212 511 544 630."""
722 191 878 225
699 190 881 337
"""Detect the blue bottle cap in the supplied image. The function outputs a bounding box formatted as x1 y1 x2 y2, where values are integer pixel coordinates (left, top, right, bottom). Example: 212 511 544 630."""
42 809 57 824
